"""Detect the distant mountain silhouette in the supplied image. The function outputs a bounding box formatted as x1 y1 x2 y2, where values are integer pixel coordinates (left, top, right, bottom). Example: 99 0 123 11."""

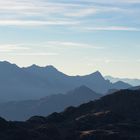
112 81 131 89
0 61 132 101
105 75 140 86
0 86 101 121
0 89 140 139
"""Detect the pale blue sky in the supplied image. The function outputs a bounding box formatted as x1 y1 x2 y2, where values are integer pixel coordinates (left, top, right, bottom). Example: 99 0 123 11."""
0 0 140 78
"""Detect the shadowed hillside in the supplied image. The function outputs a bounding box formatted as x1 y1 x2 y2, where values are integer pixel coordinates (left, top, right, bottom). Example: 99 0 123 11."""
0 89 139 139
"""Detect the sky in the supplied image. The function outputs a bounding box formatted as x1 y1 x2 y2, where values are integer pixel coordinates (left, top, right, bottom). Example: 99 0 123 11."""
0 0 140 78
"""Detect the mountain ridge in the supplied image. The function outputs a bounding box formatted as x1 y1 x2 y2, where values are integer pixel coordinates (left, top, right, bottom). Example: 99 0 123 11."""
0 61 132 101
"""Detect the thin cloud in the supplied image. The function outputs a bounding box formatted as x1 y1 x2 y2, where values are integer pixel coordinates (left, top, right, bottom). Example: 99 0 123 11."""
0 43 59 56
121 0 140 3
0 1 82 17
46 41 104 49
65 8 98 17
0 44 30 52
78 0 140 4
0 20 79 26
0 0 139 30
13 52 59 56
85 26 140 32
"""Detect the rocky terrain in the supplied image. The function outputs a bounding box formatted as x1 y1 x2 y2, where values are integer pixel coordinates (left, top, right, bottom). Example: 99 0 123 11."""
0 89 140 140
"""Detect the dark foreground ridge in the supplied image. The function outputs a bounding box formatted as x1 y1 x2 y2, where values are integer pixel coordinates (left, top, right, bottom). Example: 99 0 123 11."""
0 89 140 140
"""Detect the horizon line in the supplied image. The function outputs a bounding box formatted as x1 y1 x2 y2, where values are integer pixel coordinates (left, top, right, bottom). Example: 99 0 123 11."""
0 60 139 80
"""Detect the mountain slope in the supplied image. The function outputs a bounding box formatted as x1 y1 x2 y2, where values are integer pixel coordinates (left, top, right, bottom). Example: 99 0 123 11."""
0 89 140 139
0 86 101 121
0 61 52 101
0 61 132 101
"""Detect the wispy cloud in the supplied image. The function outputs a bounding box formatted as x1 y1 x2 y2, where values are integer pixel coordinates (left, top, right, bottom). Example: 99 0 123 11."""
0 42 60 56
65 8 98 17
0 0 139 28
14 52 59 56
0 1 83 18
84 26 140 32
79 0 140 4
45 41 104 49
0 44 30 52
0 19 79 26
121 0 140 3
0 41 103 56
0 1 81 27
0 0 139 39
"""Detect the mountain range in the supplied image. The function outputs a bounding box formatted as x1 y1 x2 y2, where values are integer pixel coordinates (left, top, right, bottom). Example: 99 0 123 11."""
0 61 131 101
105 75 140 86
0 89 140 140
0 86 101 121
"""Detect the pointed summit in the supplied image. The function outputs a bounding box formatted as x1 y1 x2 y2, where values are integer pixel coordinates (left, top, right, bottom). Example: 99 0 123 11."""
45 65 59 72
91 71 102 76
68 85 98 95
85 70 105 81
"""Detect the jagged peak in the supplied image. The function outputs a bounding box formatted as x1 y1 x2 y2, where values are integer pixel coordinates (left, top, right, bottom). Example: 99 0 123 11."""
29 64 40 68
27 64 58 71
92 70 102 76
0 61 19 68
86 71 104 80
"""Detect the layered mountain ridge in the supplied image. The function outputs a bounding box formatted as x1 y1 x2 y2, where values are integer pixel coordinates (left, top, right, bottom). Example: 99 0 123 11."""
0 61 131 101
105 75 140 86
0 86 101 121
